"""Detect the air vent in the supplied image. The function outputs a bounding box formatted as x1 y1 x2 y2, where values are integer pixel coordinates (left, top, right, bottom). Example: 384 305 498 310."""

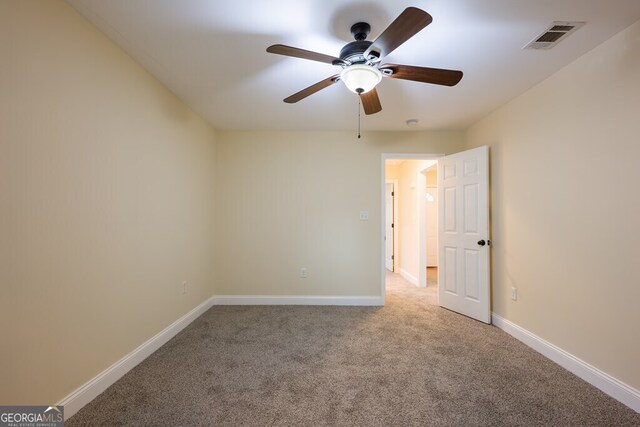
524 21 584 50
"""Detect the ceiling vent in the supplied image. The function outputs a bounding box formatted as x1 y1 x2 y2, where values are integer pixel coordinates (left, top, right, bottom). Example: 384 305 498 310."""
524 21 585 50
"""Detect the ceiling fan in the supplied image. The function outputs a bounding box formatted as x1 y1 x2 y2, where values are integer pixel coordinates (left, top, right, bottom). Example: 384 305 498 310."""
266 7 463 115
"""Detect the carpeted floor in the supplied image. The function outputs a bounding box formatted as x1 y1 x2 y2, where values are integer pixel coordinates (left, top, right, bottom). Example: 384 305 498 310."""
68 271 640 426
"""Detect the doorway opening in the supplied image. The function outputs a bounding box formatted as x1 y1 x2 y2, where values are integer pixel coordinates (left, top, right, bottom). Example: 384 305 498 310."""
382 154 442 300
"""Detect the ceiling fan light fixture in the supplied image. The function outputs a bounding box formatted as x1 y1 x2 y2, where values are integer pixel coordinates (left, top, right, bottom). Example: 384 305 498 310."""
340 64 382 94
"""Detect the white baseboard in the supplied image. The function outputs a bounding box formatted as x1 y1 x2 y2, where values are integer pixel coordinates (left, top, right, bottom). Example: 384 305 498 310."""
58 296 216 420
492 313 640 413
399 268 418 286
213 295 383 306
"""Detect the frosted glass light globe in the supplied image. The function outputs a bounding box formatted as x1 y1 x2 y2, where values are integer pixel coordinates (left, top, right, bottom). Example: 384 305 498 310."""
340 64 382 94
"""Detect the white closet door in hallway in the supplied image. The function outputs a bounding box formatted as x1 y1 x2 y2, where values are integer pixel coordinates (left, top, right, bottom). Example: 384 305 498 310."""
385 182 395 271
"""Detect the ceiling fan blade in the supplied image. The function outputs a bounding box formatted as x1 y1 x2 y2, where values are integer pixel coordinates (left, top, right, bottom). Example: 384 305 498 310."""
382 64 463 86
364 7 432 60
360 88 382 115
267 44 344 65
283 75 340 103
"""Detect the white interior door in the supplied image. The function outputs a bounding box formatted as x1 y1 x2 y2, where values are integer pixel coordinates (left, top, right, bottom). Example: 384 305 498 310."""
438 146 490 323
385 182 394 271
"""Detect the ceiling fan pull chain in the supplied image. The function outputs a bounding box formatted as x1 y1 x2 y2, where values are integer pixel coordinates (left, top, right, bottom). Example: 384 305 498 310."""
358 97 361 139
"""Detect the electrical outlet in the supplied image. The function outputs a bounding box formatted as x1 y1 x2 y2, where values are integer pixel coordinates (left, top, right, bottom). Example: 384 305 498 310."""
299 268 307 278
182 281 188 294
511 287 517 301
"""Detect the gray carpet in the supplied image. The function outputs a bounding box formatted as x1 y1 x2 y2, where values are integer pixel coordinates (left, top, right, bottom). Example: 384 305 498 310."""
68 271 640 426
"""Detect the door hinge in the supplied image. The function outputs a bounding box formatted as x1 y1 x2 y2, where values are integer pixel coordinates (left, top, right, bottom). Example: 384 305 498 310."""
391 223 394 228
391 191 394 196
391 255 394 260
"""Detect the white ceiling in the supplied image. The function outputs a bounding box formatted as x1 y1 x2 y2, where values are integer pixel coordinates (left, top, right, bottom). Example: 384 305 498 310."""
66 0 640 132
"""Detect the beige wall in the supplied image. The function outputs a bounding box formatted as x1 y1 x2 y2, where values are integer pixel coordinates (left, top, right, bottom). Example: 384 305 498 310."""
385 164 399 181
426 168 437 187
465 19 640 389
214 131 464 297
0 1 217 404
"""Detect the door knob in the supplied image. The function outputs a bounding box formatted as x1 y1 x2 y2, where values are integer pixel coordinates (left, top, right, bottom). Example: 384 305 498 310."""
477 240 486 246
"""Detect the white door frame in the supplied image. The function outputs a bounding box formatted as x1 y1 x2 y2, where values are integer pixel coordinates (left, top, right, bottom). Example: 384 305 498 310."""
381 153 444 300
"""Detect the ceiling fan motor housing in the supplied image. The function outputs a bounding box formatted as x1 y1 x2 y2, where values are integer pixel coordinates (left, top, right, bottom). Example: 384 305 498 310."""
340 40 373 64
